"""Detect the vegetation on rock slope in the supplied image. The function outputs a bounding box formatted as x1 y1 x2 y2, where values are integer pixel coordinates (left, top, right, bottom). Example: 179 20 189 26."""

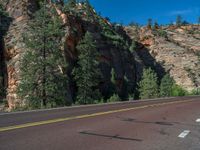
0 0 199 110
72 32 102 104
18 1 70 109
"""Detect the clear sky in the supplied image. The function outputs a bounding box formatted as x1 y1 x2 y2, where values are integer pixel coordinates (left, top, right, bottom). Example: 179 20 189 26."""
89 0 200 25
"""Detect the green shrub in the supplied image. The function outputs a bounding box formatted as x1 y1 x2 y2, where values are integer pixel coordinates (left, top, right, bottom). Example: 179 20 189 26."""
107 94 121 103
94 98 104 104
128 94 135 100
190 88 200 95
171 84 188 96
157 30 167 38
129 41 137 53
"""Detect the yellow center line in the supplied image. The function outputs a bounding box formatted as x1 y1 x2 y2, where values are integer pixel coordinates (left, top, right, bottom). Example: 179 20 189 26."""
0 99 194 132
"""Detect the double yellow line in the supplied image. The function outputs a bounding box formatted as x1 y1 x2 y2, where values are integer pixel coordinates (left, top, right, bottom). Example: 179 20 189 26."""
0 99 193 132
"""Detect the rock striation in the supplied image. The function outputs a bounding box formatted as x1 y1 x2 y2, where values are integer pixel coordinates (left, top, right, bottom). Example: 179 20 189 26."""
125 25 200 91
0 0 199 109
1 1 135 109
0 0 38 108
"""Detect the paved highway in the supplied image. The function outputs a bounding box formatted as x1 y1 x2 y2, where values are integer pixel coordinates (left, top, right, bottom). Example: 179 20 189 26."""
0 96 200 150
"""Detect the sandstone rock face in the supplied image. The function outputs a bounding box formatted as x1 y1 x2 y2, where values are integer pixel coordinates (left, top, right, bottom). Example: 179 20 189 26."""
1 1 199 109
125 25 200 91
1 1 136 108
63 14 136 100
1 0 38 109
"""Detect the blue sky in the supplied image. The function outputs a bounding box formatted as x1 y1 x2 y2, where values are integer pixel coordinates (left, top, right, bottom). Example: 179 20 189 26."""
89 0 200 25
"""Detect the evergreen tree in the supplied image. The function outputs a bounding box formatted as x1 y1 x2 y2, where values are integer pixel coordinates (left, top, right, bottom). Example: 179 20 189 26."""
176 15 182 27
129 41 137 53
84 0 90 5
66 0 76 7
63 0 76 13
182 20 189 25
18 1 70 108
73 32 102 104
83 0 94 21
109 68 117 94
0 4 6 16
147 18 152 29
129 21 139 27
99 67 117 101
111 68 116 85
160 74 174 97
138 68 159 99
55 0 64 5
153 21 159 30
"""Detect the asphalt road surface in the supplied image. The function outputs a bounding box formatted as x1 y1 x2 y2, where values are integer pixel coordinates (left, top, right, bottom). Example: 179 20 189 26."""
0 96 200 150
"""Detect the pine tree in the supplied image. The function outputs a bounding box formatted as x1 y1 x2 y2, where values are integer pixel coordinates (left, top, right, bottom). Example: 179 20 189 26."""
109 68 117 95
73 32 102 104
66 0 76 8
55 0 64 5
153 21 159 30
176 15 182 27
111 68 116 85
0 4 5 16
160 74 174 97
129 41 137 53
147 18 152 29
138 68 159 99
84 0 90 5
63 0 77 14
18 1 70 108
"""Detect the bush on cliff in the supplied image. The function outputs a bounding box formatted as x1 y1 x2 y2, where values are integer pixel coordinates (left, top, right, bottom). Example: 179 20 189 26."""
138 68 159 99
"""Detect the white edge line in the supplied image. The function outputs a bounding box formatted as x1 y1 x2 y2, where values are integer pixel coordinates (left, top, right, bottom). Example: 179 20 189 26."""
178 130 190 138
196 118 200 122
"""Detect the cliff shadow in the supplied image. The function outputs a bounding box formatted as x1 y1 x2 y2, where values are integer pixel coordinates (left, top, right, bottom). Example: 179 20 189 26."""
65 17 136 102
135 42 166 81
0 10 13 100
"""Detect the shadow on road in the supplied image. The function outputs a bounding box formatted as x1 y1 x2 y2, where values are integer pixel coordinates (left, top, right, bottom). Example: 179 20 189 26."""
118 117 199 127
119 117 173 126
79 131 143 142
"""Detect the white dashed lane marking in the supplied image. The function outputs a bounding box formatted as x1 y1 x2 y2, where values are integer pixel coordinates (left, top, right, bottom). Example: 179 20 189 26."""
178 130 190 138
196 119 200 122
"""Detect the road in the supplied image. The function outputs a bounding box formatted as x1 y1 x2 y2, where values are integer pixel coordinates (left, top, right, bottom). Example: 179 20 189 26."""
0 96 200 150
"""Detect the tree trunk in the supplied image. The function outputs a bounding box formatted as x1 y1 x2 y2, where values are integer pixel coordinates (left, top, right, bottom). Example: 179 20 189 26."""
40 2 48 107
42 26 47 107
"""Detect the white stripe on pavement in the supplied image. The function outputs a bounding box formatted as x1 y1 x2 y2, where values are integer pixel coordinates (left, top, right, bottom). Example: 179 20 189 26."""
178 130 190 138
196 119 200 122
